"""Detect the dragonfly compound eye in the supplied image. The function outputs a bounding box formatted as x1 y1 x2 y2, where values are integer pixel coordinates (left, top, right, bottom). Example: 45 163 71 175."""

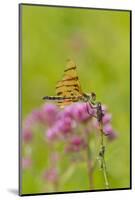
91 92 96 101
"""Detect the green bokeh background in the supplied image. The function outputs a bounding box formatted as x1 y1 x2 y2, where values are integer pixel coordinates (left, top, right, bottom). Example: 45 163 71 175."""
21 4 130 194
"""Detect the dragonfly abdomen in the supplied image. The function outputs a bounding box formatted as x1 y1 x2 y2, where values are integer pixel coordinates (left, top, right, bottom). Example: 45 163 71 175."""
43 96 73 100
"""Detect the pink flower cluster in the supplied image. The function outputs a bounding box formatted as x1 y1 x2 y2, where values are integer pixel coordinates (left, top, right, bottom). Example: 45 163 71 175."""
22 102 117 186
43 168 58 183
93 105 117 140
23 102 117 149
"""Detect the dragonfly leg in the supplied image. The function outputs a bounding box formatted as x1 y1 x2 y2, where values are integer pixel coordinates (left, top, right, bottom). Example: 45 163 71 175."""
86 102 91 115
86 102 96 118
89 102 105 115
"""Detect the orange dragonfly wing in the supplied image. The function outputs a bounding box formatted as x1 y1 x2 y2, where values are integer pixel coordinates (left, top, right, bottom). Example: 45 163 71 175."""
56 60 82 108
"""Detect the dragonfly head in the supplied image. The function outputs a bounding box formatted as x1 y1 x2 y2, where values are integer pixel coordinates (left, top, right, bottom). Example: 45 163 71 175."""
83 92 96 104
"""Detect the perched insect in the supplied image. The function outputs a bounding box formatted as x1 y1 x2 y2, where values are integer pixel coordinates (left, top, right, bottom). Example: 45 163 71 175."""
43 59 96 108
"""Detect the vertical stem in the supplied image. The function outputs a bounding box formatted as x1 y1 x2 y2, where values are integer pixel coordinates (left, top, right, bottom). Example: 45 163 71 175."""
100 129 109 189
102 158 109 189
54 180 59 192
86 144 94 189
48 143 59 191
85 130 94 190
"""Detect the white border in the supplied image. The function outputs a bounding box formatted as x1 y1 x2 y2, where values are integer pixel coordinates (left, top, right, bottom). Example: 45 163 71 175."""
0 0 134 199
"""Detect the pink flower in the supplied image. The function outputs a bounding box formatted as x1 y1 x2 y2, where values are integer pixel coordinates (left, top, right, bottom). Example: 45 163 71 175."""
31 109 45 123
102 113 112 124
57 117 75 135
23 128 33 143
107 130 117 141
103 124 114 136
24 109 45 128
24 114 35 129
22 157 32 169
42 104 58 126
65 136 86 152
103 123 117 140
43 168 58 183
62 104 74 119
73 103 93 122
46 126 59 141
92 110 112 129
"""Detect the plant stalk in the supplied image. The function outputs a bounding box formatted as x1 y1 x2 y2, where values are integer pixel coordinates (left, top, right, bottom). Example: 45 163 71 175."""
99 129 109 189
85 131 94 190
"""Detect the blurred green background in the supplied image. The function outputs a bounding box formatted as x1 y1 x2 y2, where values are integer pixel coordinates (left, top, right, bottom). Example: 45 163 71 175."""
21 4 130 194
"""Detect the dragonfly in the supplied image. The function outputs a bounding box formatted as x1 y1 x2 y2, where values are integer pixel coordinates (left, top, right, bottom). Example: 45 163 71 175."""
43 59 96 108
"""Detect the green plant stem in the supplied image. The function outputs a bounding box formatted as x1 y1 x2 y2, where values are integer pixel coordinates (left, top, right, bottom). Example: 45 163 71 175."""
54 180 59 192
85 133 94 190
100 129 109 189
102 158 109 189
